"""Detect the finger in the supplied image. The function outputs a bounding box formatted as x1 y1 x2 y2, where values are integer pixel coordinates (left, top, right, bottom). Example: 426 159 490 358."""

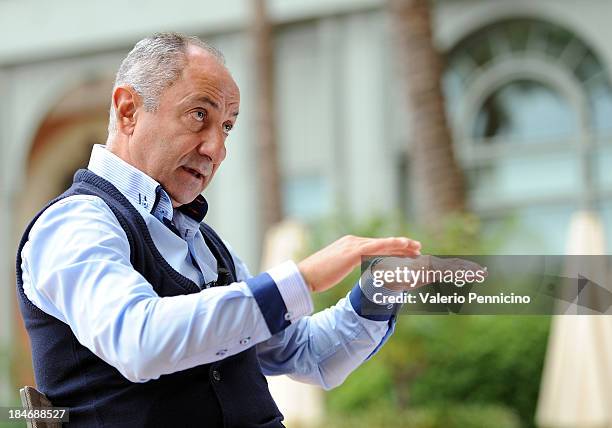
463 260 486 272
453 260 488 276
363 237 421 255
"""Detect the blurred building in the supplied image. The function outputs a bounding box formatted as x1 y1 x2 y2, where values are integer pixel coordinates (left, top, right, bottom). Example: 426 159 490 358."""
1 0 612 406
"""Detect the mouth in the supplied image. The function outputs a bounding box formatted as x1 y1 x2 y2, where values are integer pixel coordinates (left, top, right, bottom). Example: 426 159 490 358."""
182 166 206 180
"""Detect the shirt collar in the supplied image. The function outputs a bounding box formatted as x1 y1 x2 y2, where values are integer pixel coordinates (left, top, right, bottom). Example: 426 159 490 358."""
177 195 208 223
87 144 208 223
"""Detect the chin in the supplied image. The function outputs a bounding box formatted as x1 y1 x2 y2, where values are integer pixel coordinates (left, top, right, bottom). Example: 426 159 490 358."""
167 186 204 205
179 190 206 204
173 195 195 206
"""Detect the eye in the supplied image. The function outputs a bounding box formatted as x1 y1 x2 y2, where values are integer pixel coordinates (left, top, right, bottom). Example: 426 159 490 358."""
191 110 207 122
223 122 233 134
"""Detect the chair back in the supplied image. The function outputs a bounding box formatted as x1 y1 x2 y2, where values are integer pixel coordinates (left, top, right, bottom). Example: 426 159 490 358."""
19 386 61 428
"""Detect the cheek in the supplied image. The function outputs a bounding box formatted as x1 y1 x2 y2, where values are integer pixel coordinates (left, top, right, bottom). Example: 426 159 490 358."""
143 144 172 173
135 140 183 186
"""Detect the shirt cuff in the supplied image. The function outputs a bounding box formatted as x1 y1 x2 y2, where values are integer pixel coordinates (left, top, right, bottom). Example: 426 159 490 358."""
349 277 402 321
245 260 313 335
268 260 314 321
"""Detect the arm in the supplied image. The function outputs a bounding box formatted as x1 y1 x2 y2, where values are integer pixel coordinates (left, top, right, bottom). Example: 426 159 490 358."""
21 195 312 383
22 197 420 384
256 285 399 390
228 242 411 390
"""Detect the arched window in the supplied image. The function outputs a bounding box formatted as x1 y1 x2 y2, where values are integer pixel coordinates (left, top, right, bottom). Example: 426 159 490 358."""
443 19 612 251
445 19 612 140
473 79 578 141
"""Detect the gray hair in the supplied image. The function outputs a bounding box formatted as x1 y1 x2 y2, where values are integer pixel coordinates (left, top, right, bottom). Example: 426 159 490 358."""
107 32 225 139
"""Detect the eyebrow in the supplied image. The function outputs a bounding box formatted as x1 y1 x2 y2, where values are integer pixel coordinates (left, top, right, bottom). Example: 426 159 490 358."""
196 96 239 117
197 96 219 110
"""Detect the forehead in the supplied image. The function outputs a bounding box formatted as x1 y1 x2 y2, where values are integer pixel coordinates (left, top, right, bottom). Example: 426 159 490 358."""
176 45 240 104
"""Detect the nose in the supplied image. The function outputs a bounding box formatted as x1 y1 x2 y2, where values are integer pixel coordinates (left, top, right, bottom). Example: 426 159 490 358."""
197 128 227 164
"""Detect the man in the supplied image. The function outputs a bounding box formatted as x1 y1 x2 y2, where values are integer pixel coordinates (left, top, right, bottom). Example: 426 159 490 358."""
16 33 421 427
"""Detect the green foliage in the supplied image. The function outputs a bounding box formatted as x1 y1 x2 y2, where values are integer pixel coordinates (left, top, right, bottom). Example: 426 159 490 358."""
324 315 549 427
307 213 550 428
392 316 548 424
0 421 25 428
318 404 521 428
0 345 29 428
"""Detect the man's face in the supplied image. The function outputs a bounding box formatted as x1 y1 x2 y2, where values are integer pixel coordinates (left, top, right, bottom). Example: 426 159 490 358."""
125 46 240 206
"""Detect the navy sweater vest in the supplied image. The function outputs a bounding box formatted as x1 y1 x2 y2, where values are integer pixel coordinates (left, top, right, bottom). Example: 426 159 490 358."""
16 169 284 427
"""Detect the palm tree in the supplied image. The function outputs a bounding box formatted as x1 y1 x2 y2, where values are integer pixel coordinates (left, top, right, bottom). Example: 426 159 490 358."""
251 0 283 235
388 0 466 225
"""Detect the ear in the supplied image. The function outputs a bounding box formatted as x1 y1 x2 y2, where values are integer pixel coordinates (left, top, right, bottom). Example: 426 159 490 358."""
112 86 141 136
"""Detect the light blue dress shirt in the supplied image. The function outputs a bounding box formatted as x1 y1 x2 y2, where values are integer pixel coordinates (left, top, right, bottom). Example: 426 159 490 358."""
20 144 396 389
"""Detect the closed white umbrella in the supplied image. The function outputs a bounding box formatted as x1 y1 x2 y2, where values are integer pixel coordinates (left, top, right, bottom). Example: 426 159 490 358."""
260 220 324 428
536 210 612 428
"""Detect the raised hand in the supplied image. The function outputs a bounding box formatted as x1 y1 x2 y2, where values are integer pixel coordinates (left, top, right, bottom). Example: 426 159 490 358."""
297 235 422 293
